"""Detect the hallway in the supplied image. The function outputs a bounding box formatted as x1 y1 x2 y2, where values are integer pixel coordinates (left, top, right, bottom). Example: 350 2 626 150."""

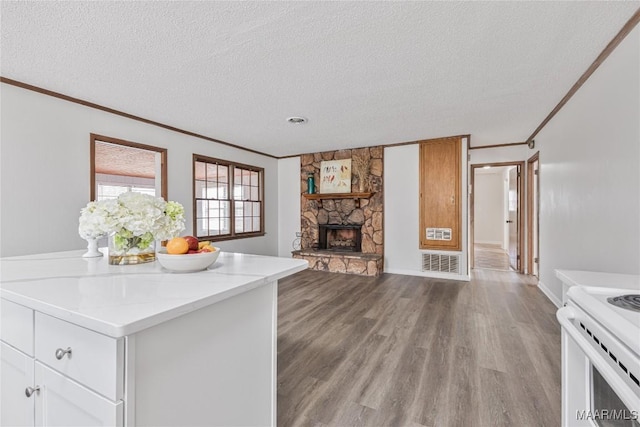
474 243 512 271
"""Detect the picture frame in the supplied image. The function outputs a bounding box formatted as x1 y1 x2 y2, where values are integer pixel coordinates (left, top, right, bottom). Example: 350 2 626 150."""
320 159 352 193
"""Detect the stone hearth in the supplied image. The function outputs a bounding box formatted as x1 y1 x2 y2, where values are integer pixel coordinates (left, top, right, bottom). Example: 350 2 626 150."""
293 146 384 276
292 250 383 276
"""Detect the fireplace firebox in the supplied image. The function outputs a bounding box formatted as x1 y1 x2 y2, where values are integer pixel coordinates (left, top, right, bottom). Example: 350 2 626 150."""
318 224 362 252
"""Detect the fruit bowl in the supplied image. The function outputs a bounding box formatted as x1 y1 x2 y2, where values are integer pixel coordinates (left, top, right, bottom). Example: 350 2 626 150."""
156 247 221 272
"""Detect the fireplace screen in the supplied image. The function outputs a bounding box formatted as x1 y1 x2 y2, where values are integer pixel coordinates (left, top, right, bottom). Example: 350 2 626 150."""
318 225 362 252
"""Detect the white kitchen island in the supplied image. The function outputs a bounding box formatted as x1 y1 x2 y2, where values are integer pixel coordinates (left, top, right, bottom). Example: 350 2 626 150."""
0 249 308 427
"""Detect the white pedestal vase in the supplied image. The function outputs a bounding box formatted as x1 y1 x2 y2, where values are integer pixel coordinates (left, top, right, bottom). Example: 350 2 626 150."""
82 237 103 258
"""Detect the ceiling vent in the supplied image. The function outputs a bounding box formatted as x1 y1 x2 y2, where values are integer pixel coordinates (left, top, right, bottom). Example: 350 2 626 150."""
422 253 460 274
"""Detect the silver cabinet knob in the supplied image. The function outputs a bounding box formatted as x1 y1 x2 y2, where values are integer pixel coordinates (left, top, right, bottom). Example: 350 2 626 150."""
55 347 72 360
25 386 40 397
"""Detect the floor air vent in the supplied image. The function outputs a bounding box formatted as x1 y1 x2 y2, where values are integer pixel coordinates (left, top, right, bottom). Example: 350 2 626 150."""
422 253 460 273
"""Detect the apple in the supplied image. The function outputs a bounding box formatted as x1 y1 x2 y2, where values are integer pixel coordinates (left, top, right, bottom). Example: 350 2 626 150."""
184 236 199 251
187 249 202 254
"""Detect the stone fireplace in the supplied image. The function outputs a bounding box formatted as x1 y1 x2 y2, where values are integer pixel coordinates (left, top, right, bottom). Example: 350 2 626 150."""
319 224 362 252
292 146 384 276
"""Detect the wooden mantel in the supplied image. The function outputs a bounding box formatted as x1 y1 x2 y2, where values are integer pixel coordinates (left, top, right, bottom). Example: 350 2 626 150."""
303 192 374 200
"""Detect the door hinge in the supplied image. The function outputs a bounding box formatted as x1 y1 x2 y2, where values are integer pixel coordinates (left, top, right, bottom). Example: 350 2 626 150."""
534 170 539 175
468 154 471 161
534 257 539 263
517 255 520 260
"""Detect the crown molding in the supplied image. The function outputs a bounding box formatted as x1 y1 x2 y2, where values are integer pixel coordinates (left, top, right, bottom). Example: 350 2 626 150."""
526 8 640 144
0 77 277 159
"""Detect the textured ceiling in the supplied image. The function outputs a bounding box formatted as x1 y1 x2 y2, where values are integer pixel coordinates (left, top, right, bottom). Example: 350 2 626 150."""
95 141 156 179
1 2 638 157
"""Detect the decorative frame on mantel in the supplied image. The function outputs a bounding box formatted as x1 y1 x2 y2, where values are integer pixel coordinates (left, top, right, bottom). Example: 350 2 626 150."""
319 159 351 193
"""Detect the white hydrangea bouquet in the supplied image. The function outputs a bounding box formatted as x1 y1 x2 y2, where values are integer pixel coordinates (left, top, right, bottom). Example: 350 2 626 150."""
79 192 185 264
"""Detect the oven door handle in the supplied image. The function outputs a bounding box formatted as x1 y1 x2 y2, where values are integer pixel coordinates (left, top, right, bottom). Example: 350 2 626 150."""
557 306 640 413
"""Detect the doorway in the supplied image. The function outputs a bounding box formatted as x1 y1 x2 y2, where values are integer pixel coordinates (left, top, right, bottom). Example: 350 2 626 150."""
470 161 524 272
527 152 540 276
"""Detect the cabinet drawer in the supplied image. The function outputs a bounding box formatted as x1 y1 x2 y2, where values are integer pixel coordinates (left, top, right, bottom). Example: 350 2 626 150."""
35 313 124 401
1 299 34 356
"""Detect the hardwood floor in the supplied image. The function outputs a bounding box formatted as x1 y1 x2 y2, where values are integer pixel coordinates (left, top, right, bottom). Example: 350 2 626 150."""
277 269 560 427
474 243 512 271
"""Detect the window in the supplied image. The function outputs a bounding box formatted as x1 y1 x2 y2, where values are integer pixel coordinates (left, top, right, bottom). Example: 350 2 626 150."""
193 154 264 241
90 134 167 202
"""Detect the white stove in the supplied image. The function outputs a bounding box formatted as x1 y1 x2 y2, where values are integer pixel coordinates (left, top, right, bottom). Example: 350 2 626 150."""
558 285 640 426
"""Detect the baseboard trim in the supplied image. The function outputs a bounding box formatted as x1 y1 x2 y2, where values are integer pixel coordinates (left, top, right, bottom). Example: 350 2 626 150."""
474 240 504 246
538 280 562 308
385 268 471 282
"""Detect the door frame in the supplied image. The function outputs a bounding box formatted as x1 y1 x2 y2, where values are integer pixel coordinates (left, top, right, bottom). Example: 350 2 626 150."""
527 152 540 277
470 161 525 273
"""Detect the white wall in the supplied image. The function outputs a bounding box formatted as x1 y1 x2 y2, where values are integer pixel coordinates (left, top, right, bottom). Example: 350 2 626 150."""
277 157 301 257
474 172 505 245
0 84 279 257
535 26 640 304
385 140 469 280
384 144 420 273
469 144 531 165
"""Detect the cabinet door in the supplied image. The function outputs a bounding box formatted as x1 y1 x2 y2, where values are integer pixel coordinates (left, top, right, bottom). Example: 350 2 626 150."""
1 342 35 426
1 299 34 356
419 137 461 250
34 362 123 427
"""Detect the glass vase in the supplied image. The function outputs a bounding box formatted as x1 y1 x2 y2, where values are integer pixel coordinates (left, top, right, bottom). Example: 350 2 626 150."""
108 230 156 265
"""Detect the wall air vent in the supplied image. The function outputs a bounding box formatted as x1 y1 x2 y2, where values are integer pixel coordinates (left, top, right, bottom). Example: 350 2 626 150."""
422 253 460 273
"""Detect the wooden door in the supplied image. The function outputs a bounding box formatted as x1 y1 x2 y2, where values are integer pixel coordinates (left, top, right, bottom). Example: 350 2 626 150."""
419 138 461 250
1 342 35 427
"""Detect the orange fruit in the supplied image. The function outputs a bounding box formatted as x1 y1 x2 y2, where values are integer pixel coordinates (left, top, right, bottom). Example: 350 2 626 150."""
166 237 189 254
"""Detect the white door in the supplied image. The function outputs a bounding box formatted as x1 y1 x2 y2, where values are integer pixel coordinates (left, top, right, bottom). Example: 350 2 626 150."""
34 362 123 427
1 342 35 426
507 166 520 270
532 159 539 276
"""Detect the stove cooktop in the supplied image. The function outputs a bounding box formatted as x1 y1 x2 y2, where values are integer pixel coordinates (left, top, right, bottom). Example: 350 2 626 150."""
608 294 640 313
567 286 640 357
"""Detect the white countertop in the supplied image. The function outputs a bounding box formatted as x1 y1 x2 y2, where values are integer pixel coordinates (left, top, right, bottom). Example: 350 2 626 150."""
1 250 308 338
555 269 640 290
556 269 640 304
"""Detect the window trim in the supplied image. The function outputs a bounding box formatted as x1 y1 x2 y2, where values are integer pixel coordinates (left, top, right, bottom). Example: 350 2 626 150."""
192 154 265 242
90 133 168 202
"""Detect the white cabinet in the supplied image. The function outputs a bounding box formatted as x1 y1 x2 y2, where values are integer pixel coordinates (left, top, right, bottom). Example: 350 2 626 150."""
34 362 123 427
1 342 35 426
0 249 306 426
1 299 34 355
35 313 124 401
0 303 123 427
1 279 280 426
